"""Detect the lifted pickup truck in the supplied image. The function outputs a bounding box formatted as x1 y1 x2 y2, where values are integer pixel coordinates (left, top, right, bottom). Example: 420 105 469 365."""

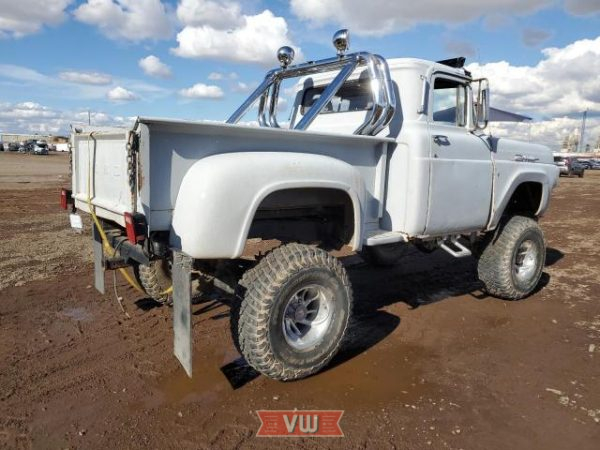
63 30 559 380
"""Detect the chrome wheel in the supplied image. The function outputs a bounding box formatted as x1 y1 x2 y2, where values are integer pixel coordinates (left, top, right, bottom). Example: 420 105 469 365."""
282 284 333 351
513 240 538 282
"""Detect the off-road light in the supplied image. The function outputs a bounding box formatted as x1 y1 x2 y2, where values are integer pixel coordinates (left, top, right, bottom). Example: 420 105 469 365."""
277 46 295 68
332 29 350 56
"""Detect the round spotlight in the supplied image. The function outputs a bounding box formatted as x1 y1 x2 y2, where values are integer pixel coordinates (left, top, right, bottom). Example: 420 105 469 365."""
277 46 295 68
332 29 350 56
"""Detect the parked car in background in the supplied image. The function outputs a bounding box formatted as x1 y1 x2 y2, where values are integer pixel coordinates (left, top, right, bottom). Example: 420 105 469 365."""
554 155 585 177
590 160 600 170
7 142 19 152
577 160 591 169
0 142 4 151
33 141 49 155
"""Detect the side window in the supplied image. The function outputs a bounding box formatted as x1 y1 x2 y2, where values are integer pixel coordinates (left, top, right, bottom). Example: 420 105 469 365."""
432 78 467 127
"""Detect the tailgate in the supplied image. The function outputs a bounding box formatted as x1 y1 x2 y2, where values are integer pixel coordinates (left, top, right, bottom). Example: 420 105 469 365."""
71 128 134 227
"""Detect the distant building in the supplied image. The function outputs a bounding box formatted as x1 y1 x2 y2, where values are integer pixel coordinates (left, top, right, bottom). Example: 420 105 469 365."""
0 133 68 144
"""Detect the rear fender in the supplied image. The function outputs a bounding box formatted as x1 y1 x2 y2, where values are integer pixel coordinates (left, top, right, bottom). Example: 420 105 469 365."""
170 152 366 258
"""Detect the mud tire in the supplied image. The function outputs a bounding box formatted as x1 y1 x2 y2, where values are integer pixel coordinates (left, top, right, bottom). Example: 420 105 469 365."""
477 216 545 300
237 243 352 381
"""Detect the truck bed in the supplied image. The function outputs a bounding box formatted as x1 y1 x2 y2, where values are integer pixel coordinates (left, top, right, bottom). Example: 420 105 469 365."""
71 117 396 231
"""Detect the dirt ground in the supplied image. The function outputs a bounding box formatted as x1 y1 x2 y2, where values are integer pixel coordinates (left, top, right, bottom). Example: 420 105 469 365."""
0 151 598 449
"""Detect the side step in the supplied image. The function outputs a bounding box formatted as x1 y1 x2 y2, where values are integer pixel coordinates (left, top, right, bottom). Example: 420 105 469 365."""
439 236 472 258
364 230 408 246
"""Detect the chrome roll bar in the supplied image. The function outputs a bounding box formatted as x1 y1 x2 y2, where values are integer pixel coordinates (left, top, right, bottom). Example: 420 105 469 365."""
226 52 397 136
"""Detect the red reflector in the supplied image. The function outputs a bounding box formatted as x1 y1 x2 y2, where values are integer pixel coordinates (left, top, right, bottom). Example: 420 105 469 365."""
124 212 146 244
60 188 71 210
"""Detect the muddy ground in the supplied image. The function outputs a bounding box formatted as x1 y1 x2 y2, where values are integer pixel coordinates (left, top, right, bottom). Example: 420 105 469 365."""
0 152 598 449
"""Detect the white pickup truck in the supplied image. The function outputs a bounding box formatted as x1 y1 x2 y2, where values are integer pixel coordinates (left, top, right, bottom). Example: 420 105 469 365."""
63 30 559 381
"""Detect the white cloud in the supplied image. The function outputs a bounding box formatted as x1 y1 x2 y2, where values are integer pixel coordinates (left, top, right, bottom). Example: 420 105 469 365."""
138 55 172 78
177 0 243 29
488 117 600 151
0 63 168 102
73 0 173 41
564 0 600 15
467 36 600 118
208 71 239 80
444 39 476 57
232 81 251 93
0 100 133 134
172 9 301 65
290 0 599 36
521 28 552 47
207 72 223 80
107 86 138 101
290 0 553 36
59 71 113 85
0 0 72 37
179 83 224 99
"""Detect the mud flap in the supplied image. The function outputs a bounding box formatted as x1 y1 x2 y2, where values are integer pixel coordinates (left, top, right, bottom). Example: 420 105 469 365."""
92 222 105 294
172 250 193 378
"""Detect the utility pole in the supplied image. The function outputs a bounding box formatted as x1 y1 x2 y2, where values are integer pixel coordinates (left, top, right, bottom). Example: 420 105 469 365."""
88 110 91 126
577 109 587 152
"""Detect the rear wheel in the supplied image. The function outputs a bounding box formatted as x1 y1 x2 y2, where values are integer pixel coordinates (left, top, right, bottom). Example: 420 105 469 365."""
237 243 352 381
477 215 545 300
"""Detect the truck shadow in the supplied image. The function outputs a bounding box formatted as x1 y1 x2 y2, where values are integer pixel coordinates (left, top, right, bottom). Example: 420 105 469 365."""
320 246 559 374
134 246 561 388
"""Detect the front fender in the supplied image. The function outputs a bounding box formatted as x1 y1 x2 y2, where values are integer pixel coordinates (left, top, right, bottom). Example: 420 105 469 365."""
488 163 559 230
170 152 366 258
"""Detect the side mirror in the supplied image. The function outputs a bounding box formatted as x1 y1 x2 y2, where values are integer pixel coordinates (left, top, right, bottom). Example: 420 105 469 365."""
475 78 489 130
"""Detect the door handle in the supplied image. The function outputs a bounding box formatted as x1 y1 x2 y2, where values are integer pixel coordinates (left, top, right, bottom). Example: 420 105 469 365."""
433 135 449 145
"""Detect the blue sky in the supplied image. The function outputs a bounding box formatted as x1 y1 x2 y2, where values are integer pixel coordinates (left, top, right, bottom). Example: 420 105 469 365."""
0 1 599 148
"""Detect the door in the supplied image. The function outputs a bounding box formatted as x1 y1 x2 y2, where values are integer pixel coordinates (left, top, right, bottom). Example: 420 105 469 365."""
424 75 493 235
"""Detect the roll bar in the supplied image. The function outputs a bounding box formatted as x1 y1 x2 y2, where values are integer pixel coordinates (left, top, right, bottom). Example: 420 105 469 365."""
227 52 397 136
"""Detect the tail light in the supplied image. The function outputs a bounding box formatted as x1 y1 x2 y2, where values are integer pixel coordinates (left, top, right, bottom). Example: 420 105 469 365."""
124 212 147 244
60 188 72 210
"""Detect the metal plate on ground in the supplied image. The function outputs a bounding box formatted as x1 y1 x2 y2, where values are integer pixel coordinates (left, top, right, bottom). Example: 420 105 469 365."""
69 213 83 231
172 251 193 378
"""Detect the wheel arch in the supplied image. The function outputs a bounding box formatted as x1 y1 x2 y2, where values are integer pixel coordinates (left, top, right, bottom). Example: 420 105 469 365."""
488 169 554 230
170 152 366 258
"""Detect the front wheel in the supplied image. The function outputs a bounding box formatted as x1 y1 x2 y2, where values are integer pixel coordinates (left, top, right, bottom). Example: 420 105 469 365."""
237 243 353 381
477 216 546 300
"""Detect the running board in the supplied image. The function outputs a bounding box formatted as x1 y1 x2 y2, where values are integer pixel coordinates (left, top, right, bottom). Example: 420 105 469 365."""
364 230 408 246
439 236 472 258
